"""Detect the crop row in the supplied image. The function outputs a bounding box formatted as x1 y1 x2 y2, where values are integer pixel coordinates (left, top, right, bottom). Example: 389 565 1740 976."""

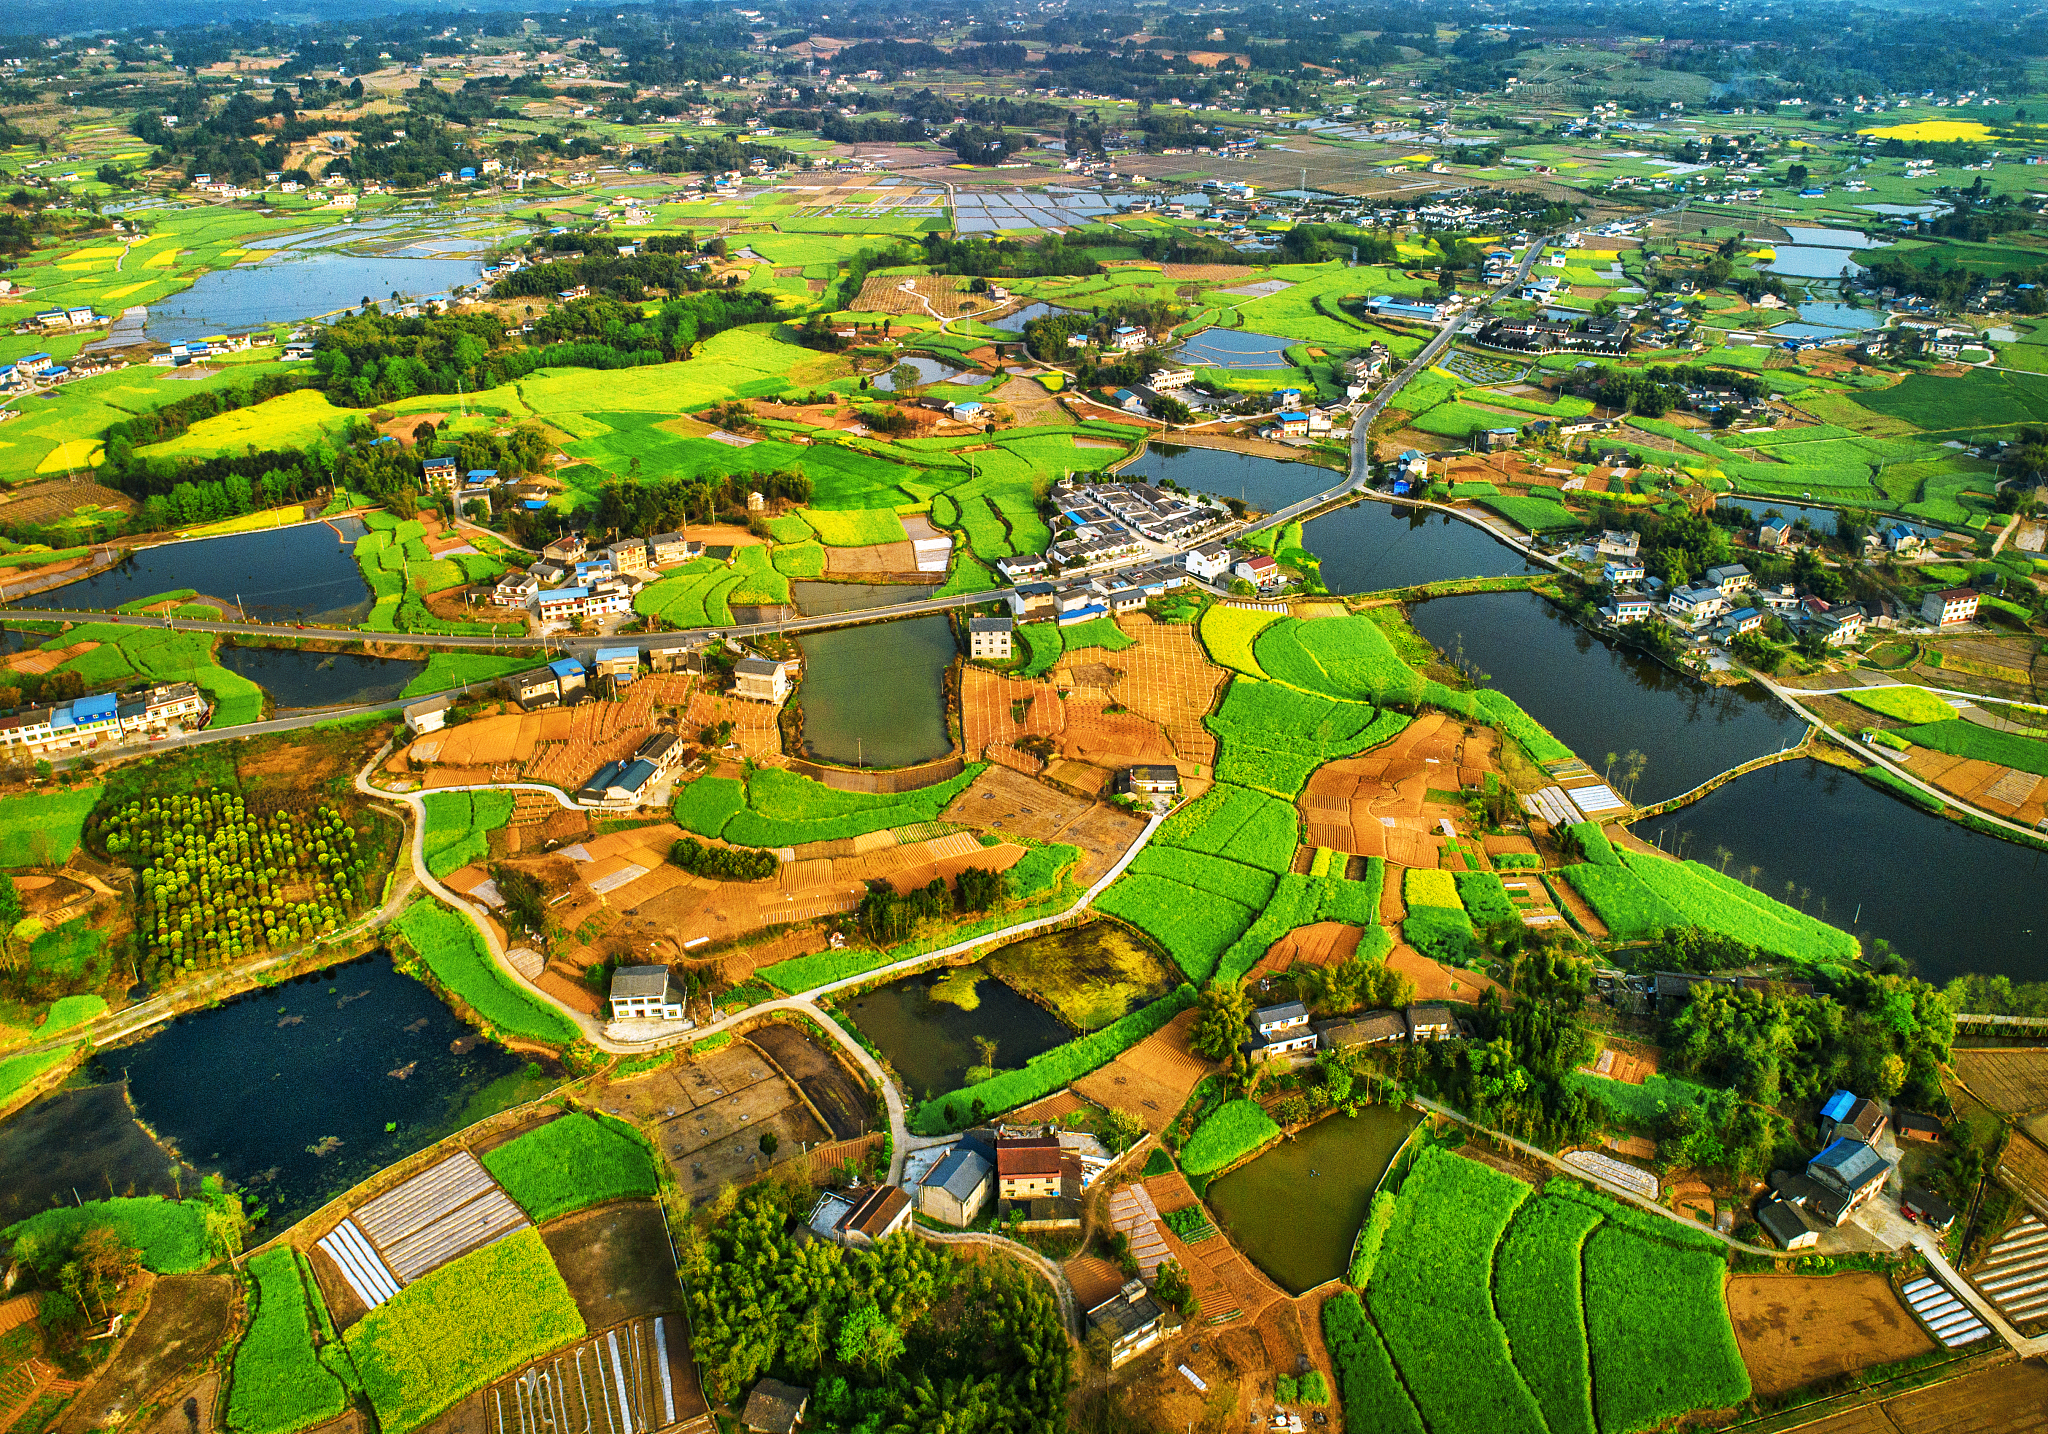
227 1247 349 1434
1126 846 1279 911
1321 1293 1425 1434
1096 872 1260 980
344 1228 586 1434
909 984 1198 1133
1403 868 1461 909
672 765 985 848
1198 603 1284 676
1180 1098 1282 1176
1364 1147 1546 1434
1400 905 1478 966
1556 863 1680 941
1207 677 1408 796
421 791 516 879
1495 1196 1603 1434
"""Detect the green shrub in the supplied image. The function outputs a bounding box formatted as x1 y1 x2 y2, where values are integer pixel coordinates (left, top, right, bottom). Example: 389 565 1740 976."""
344 1228 585 1434
1180 1099 1283 1176
226 1248 348 1434
6 1194 218 1274
480 1112 658 1221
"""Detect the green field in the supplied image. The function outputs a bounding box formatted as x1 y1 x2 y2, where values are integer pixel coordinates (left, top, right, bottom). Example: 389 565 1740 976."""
419 790 516 879
6 1193 217 1274
402 653 537 699
673 764 984 847
1897 716 2048 778
480 1111 658 1221
343 1228 585 1434
392 900 580 1044
226 1247 349 1434
1180 1098 1283 1175
0 787 102 867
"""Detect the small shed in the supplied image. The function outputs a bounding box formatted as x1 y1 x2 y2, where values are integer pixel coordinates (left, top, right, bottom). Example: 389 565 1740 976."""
1756 1198 1818 1251
741 1378 810 1434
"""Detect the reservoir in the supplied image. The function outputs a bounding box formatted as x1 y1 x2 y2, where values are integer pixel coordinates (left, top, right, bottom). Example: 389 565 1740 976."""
1407 590 1801 803
20 519 373 624
145 254 484 344
218 645 426 709
1305 501 1540 594
1205 1106 1421 1295
0 953 550 1232
842 968 1075 1105
1632 759 2048 984
795 613 955 768
1125 446 1335 514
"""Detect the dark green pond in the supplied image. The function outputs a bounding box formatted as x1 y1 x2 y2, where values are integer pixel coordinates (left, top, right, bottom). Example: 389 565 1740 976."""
796 614 955 768
218 645 426 709
843 969 1075 1105
0 953 555 1232
1204 1106 1421 1295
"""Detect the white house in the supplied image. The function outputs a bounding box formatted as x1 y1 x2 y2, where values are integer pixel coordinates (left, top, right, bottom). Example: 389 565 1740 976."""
968 615 1013 661
734 656 793 703
607 965 688 1022
1186 543 1233 582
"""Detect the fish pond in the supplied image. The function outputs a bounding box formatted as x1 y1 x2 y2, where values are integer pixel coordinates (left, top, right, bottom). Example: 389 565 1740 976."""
22 519 374 623
1173 328 1298 370
0 953 556 1232
1204 1105 1421 1295
795 614 955 768
988 302 1074 333
217 645 425 709
872 355 966 391
982 922 1178 1031
1632 759 2048 984
1125 445 1336 514
842 968 1075 1104
790 580 937 617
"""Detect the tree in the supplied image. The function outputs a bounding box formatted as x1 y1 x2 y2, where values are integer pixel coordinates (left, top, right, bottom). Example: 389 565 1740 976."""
1097 1106 1143 1154
834 1300 904 1372
759 1130 779 1156
1153 1259 1194 1317
1190 981 1254 1061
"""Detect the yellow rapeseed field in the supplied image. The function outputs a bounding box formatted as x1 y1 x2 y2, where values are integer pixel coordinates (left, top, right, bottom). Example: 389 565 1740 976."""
1857 119 1995 142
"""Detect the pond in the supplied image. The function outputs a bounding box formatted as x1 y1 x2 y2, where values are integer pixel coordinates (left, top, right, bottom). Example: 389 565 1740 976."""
795 614 955 768
1124 445 1335 514
872 355 965 391
1762 246 1867 281
842 969 1075 1105
1204 1106 1421 1295
1717 497 1844 536
1305 501 1540 594
19 519 374 623
217 645 426 709
145 254 484 344
1632 759 2048 984
989 302 1073 334
982 922 1177 1031
1406 591 1802 803
790 581 938 617
1173 328 1298 370
0 953 553 1232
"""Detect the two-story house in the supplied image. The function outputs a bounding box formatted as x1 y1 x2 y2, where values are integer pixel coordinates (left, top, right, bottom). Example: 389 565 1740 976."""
1248 1001 1317 1060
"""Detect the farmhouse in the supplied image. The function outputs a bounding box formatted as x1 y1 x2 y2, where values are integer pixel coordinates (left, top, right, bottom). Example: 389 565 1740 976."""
734 656 793 704
918 1146 993 1227
1186 543 1234 581
403 695 453 736
994 1135 1062 1201
592 646 641 686
1406 1003 1455 1041
607 964 688 1022
494 572 539 606
969 615 1014 661
1317 1009 1408 1049
1900 1186 1955 1230
1085 1280 1165 1368
504 667 562 709
1921 587 1979 626
1821 1089 1888 1145
1804 1138 1894 1224
1123 765 1181 797
1248 1000 1317 1059
740 1378 809 1434
1894 1111 1945 1143
1234 554 1283 590
809 1184 914 1248
1756 1198 1819 1250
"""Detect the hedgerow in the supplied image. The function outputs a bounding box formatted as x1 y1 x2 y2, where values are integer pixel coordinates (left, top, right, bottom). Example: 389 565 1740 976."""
1495 1196 1603 1434
480 1112 658 1221
911 985 1198 1133
1583 1225 1750 1432
1180 1098 1283 1176
1348 1189 1396 1288
344 1228 586 1434
1322 1292 1425 1434
1365 1146 1546 1434
226 1247 348 1434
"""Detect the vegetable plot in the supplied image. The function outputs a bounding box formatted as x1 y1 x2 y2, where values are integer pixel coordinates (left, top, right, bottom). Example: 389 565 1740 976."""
1180 1098 1283 1176
227 1248 348 1434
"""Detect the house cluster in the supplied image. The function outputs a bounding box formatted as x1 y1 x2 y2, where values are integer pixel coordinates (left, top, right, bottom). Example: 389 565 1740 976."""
489 530 706 626
1475 314 1630 356
1757 1091 1949 1248
18 306 102 334
1033 478 1228 568
1255 385 1348 441
1004 561 1196 626
915 1127 1089 1230
0 683 207 761
575 729 685 809
1241 999 1458 1061
1341 343 1393 399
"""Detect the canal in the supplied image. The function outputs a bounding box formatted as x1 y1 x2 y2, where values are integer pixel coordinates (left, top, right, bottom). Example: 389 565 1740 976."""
796 614 955 769
0 953 554 1232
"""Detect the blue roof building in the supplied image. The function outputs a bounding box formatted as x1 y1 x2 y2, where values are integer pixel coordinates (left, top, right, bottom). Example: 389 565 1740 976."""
467 469 498 482
1820 1090 1857 1123
73 694 119 724
548 657 587 680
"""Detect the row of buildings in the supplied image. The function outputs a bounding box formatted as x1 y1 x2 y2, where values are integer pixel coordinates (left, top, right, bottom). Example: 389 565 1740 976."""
1245 999 1458 1060
486 529 708 626
0 683 208 761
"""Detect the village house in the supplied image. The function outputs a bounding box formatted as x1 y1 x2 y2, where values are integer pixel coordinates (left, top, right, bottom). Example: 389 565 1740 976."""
549 657 588 698
1123 764 1181 798
1665 585 1728 624
734 656 793 704
1595 529 1641 559
1755 518 1794 550
1602 559 1646 586
1186 543 1234 582
1821 1090 1889 1145
1406 1003 1455 1041
1703 563 1753 593
918 1146 993 1227
809 1185 914 1248
994 1135 1063 1201
1317 1009 1408 1050
1006 582 1058 621
968 615 1013 661
542 535 588 564
740 1378 809 1434
995 553 1049 583
607 965 688 1022
1804 1138 1895 1224
1234 554 1284 591
403 695 453 736
578 757 661 808
648 532 700 566
422 456 458 492
1085 1280 1165 1368
503 668 563 709
1756 1198 1819 1250
607 538 651 574
1894 1111 1945 1144
1603 592 1657 625
1900 1186 1956 1231
1815 606 1866 646
493 572 539 607
592 646 640 687
635 732 684 774
1921 587 1979 627
1247 1000 1317 1060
